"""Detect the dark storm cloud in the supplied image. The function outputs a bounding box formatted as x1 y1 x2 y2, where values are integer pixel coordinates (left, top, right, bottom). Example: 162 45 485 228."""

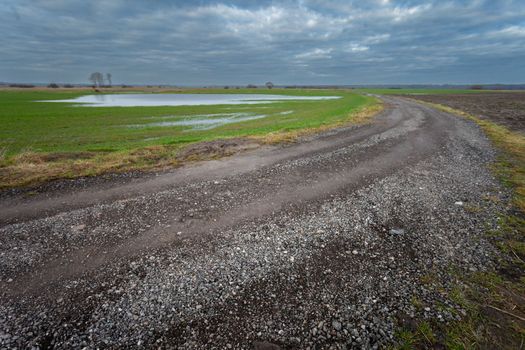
1 0 524 85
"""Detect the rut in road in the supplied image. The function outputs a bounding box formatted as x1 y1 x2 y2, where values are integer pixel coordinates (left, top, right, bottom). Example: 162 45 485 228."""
0 97 507 349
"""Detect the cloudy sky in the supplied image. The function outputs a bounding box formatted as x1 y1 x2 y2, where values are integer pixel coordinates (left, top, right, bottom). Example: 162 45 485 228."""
1 0 524 85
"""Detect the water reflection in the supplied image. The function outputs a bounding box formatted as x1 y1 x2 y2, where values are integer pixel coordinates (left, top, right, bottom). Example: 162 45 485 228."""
127 113 268 130
43 93 340 107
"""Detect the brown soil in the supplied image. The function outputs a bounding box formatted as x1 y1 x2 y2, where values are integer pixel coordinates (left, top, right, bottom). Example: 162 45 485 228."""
408 93 525 132
176 138 260 161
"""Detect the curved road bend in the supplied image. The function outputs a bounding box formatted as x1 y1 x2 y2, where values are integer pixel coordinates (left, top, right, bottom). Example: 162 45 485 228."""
0 96 505 349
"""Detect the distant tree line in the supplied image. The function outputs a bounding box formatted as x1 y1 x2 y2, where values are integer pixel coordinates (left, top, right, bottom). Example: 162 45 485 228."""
9 83 35 88
240 82 275 89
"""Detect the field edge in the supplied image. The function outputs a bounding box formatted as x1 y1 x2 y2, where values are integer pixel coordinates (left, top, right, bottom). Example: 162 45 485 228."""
0 96 383 190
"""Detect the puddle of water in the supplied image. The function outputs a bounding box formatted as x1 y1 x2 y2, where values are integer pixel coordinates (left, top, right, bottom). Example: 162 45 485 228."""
127 113 267 131
143 137 160 141
223 106 272 110
130 110 296 131
151 112 249 120
42 94 340 107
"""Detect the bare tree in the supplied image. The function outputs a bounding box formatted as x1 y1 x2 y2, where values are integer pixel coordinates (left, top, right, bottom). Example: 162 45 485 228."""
106 73 112 87
265 81 274 89
88 73 97 87
89 72 104 87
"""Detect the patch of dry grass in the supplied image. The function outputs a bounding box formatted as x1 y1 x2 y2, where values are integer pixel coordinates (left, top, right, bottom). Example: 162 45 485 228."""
0 145 182 189
0 147 7 162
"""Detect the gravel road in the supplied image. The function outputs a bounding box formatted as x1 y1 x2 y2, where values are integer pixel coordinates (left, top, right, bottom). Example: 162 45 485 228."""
0 96 508 349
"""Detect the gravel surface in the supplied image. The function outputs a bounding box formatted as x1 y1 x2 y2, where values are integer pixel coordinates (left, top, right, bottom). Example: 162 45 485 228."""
0 96 509 349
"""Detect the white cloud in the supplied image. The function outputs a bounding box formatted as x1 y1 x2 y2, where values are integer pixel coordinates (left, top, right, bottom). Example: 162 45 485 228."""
187 3 348 41
295 48 333 60
489 25 525 38
345 44 369 53
363 34 390 44
389 4 432 22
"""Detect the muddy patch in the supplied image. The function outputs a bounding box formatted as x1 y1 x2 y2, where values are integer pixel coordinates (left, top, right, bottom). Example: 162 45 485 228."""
176 138 260 161
9 151 98 164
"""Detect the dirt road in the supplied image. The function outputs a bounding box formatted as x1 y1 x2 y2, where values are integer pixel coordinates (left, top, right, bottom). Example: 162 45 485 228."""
0 97 506 349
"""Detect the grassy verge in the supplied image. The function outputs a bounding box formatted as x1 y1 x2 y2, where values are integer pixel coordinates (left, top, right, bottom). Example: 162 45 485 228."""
252 103 383 144
0 89 382 189
425 103 524 213
394 101 525 349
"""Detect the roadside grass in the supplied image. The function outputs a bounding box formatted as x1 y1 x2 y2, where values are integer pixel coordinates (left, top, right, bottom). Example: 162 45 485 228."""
392 100 525 349
425 103 524 214
0 89 381 188
396 322 437 350
252 103 383 144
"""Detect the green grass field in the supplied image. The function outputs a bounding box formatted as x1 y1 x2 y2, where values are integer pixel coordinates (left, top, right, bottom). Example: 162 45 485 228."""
0 88 379 187
0 89 373 156
2 87 509 188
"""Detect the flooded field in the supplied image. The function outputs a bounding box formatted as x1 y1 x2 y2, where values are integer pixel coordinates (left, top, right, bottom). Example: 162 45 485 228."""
128 112 269 130
44 93 340 107
0 88 375 187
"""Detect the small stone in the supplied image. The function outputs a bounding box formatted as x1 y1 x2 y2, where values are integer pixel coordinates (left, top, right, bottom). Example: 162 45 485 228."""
352 250 358 255
389 228 404 235
455 201 464 206
332 321 342 331
71 224 86 232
